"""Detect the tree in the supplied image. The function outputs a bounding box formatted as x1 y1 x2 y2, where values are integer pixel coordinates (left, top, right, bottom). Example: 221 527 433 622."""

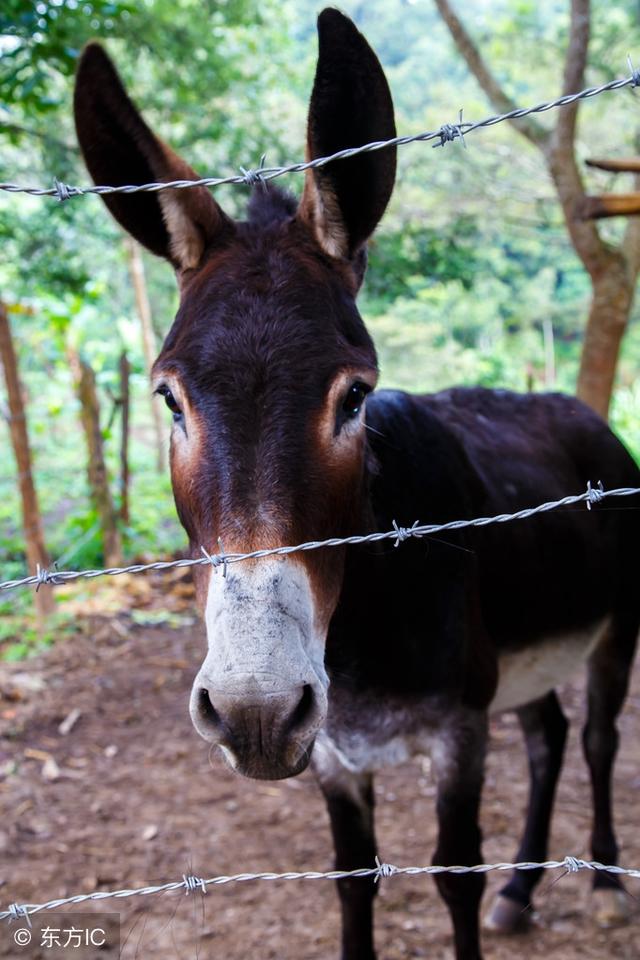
433 0 640 419
0 302 55 620
68 348 123 567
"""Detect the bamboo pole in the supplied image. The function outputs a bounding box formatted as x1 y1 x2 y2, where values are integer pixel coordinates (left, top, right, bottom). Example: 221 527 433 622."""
542 317 556 387
119 351 130 525
68 348 122 567
126 238 165 472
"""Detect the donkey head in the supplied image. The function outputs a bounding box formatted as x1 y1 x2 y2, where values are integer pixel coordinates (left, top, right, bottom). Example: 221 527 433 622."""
74 9 396 779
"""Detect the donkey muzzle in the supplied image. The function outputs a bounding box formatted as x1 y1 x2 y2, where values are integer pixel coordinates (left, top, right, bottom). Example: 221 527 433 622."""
190 680 324 779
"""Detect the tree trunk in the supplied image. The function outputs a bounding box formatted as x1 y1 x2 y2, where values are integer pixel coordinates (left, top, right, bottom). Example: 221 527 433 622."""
126 238 165 472
576 262 635 418
0 302 54 619
433 0 640 420
68 348 123 567
119 351 131 525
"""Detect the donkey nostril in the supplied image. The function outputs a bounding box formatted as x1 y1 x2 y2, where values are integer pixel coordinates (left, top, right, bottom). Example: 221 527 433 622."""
198 687 220 728
287 684 315 735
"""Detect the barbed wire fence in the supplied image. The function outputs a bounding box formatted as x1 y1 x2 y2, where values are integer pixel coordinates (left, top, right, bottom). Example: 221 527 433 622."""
0 62 638 597
1 64 639 201
1 480 640 929
2 63 640 936
1 482 639 593
3 856 640 926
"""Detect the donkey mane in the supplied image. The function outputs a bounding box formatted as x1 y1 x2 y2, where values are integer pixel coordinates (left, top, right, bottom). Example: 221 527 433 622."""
246 185 298 228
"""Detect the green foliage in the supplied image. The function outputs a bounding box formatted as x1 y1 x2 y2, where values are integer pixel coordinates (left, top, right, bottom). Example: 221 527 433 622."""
0 0 264 119
1 0 134 116
0 608 78 661
366 215 480 301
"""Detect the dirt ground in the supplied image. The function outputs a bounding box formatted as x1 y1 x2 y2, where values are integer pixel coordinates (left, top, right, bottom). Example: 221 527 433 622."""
1 577 639 960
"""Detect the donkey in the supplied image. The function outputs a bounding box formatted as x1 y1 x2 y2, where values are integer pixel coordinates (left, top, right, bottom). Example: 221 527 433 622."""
74 10 640 959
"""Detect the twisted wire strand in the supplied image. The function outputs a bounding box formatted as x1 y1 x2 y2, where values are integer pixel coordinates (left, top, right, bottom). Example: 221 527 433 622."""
1 72 638 200
2 856 640 923
1 484 638 593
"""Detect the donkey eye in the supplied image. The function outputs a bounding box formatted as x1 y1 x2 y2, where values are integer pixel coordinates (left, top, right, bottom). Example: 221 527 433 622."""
155 385 182 421
341 382 370 421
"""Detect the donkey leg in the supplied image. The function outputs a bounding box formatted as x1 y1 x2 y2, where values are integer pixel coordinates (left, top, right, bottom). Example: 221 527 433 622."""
314 748 378 960
582 619 638 927
485 691 568 933
432 710 487 960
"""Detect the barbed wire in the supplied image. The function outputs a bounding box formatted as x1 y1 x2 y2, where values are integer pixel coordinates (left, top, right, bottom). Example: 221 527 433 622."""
1 483 639 594
3 855 640 924
1 69 639 201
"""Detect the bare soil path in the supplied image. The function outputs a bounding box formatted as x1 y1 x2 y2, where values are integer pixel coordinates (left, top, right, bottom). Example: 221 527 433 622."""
1 601 639 959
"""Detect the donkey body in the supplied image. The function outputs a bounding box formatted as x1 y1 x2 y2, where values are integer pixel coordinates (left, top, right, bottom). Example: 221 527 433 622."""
74 10 640 959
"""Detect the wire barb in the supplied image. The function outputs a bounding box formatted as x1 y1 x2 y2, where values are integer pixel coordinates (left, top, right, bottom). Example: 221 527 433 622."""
627 55 640 88
8 903 31 926
586 480 605 510
53 178 72 202
217 538 228 578
391 519 420 547
183 875 208 895
34 562 60 591
433 109 467 149
200 545 227 578
374 856 399 882
239 154 269 191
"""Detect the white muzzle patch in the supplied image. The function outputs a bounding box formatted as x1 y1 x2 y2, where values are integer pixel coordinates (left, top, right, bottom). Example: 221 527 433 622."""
190 557 329 760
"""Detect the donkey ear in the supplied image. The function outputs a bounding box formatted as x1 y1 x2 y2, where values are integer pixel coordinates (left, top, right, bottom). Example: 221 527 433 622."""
74 44 232 272
298 9 396 263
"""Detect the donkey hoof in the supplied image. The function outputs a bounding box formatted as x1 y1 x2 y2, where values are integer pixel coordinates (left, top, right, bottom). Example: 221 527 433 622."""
483 894 531 934
592 889 631 928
